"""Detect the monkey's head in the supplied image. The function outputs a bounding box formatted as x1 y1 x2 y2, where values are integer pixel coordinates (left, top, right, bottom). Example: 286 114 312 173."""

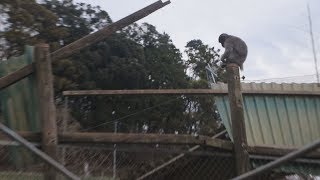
218 33 229 47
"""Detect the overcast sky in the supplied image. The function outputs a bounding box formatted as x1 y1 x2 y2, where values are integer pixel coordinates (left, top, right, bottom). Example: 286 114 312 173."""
74 0 320 82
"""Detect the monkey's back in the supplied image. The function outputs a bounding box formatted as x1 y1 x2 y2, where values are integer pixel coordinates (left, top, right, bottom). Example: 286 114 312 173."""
226 36 248 58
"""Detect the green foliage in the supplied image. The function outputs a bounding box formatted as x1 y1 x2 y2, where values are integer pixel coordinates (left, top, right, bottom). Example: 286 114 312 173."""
0 0 223 135
185 39 226 82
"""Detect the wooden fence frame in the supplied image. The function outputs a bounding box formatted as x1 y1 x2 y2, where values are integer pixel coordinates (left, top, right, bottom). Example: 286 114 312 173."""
2 0 320 179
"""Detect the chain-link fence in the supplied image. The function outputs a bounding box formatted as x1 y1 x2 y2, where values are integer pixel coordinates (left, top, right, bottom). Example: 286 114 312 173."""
58 144 235 180
251 157 320 180
233 147 320 180
0 135 68 180
0 140 235 180
3 93 320 180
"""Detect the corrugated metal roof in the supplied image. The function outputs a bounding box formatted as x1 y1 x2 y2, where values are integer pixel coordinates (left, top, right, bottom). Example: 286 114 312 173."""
212 83 320 147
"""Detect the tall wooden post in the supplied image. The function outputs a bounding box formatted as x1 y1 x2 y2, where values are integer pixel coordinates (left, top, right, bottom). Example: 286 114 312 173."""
35 44 58 180
226 63 250 175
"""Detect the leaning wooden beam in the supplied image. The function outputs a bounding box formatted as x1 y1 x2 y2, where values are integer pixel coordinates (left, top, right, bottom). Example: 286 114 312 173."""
50 0 170 60
0 0 170 90
0 63 35 90
63 89 320 96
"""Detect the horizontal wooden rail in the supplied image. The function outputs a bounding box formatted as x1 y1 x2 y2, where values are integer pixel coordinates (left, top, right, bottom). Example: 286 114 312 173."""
63 89 320 96
248 145 320 159
2 131 320 158
0 131 232 150
0 0 170 90
63 89 227 96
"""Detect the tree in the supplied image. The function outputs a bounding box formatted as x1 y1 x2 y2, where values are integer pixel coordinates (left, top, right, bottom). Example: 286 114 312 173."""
0 0 224 136
0 0 64 58
184 39 226 135
185 39 226 81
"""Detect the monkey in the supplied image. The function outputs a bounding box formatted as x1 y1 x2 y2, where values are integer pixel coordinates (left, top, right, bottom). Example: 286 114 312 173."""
218 33 248 70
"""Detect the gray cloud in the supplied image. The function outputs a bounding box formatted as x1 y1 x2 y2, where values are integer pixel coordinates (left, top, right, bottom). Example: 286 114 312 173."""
74 0 320 81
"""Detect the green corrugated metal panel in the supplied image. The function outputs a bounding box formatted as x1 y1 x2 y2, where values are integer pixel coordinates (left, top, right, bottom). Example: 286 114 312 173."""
213 83 320 147
0 46 39 131
213 83 320 175
0 46 39 167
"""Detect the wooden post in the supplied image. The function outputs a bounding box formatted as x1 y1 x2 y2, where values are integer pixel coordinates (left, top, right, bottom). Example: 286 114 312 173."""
226 63 250 175
35 44 58 180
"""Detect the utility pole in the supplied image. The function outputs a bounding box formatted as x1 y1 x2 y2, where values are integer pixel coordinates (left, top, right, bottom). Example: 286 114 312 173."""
307 3 320 86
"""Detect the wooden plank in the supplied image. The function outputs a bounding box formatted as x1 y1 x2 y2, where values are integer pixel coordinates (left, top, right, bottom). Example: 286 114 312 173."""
5 131 320 158
35 44 58 180
226 63 251 175
63 89 227 96
0 131 41 142
0 1 170 90
0 131 232 149
62 89 320 96
206 137 233 150
0 63 35 90
51 0 170 61
248 145 320 159
60 132 208 145
0 131 320 158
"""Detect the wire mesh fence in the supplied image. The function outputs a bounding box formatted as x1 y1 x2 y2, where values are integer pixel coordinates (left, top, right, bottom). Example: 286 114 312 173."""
0 136 68 180
58 144 235 180
0 139 235 180
247 152 320 180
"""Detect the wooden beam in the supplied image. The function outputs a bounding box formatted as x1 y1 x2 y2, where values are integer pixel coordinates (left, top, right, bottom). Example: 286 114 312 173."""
35 44 59 180
0 131 232 149
0 63 35 90
226 63 251 175
0 1 170 90
60 132 233 149
62 89 320 96
51 0 170 61
60 133 209 146
0 131 41 142
248 145 320 159
3 131 320 159
206 137 233 150
63 89 227 96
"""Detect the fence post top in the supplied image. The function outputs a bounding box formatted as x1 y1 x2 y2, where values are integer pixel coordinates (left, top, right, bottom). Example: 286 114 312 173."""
35 43 49 48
